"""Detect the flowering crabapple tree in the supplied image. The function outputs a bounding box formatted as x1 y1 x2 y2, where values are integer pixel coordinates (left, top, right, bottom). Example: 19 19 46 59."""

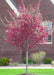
3 0 48 74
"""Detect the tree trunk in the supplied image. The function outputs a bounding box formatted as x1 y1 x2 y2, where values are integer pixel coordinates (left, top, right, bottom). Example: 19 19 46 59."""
26 49 28 74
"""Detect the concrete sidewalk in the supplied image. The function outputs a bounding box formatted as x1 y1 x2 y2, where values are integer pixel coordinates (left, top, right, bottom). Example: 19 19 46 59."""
0 64 54 69
0 66 54 69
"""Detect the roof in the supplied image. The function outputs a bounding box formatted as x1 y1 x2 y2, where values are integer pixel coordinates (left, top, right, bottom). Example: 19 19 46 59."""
0 0 54 23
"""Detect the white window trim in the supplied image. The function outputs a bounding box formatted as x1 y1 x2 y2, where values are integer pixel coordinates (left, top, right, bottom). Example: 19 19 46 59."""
40 42 52 44
50 0 54 4
46 42 52 44
5 0 19 16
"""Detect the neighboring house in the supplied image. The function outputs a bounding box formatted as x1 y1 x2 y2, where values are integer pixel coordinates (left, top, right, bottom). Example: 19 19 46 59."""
0 0 54 62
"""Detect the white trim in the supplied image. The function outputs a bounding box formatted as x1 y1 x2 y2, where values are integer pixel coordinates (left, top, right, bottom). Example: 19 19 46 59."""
50 0 54 4
40 42 52 44
5 0 19 16
46 42 52 44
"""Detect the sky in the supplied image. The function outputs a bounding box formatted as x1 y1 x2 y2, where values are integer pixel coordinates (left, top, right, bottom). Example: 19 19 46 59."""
51 0 54 4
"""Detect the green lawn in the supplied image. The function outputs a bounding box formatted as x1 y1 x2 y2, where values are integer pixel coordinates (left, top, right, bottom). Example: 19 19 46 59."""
0 69 54 75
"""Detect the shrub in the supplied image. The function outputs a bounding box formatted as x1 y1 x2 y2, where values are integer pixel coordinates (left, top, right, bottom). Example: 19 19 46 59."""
30 51 46 64
0 57 10 66
13 62 18 66
0 63 3 66
44 57 52 64
51 61 54 65
23 58 31 64
28 61 34 64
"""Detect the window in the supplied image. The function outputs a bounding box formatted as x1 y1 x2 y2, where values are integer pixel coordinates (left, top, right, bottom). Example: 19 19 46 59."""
5 0 19 16
41 20 52 44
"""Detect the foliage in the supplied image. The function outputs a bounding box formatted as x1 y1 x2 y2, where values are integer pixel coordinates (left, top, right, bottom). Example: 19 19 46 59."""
28 61 34 64
0 57 10 66
51 61 54 65
23 58 31 64
31 51 46 64
13 62 18 66
44 57 52 64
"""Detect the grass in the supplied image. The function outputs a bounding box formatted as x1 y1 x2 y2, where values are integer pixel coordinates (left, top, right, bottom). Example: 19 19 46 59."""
0 69 54 75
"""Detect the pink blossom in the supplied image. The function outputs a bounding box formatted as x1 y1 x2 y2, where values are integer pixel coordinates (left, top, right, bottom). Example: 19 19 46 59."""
4 0 49 50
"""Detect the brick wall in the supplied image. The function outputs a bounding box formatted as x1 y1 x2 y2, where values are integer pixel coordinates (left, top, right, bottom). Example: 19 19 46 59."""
19 0 54 60
0 0 22 62
0 0 54 62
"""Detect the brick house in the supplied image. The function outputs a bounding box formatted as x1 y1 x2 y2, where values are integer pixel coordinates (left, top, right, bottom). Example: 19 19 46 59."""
0 0 54 62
